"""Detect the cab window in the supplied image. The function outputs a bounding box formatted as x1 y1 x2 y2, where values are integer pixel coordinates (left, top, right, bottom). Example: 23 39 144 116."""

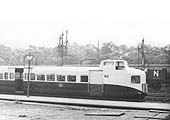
103 62 114 66
115 61 125 70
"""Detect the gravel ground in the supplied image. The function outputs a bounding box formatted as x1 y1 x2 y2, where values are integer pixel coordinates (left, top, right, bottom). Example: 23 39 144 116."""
0 100 169 120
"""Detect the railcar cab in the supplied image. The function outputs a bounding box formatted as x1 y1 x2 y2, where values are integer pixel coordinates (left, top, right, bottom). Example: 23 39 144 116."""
99 59 128 70
99 59 129 85
99 59 148 96
99 60 129 83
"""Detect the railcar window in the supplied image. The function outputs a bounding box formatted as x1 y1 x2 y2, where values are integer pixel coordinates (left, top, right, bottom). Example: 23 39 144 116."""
131 76 140 84
0 73 3 79
9 73 14 79
4 72 8 79
80 76 88 82
25 73 35 80
115 61 125 70
67 75 76 82
25 73 28 80
31 73 35 80
104 62 114 66
47 74 55 81
37 74 45 81
57 75 65 81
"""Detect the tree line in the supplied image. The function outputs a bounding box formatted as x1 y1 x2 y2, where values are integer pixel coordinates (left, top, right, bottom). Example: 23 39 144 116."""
0 42 169 66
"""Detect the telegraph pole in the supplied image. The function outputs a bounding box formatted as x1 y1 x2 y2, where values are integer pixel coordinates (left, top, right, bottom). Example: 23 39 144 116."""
137 44 139 68
61 32 64 66
25 52 33 97
65 30 68 54
138 37 145 69
58 30 68 66
141 38 145 69
97 41 100 64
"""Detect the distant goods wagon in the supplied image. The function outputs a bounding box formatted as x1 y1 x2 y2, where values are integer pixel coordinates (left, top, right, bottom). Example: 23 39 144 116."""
0 59 148 101
146 68 169 91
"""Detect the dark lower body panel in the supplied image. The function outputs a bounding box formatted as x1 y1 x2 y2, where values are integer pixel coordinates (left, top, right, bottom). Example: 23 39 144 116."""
0 81 146 101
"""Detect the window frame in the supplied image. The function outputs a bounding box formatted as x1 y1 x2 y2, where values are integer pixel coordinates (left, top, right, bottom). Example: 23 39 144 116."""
80 75 88 82
104 61 114 66
4 72 8 80
0 73 3 79
47 74 55 81
67 75 76 82
131 75 140 84
31 73 36 80
9 73 14 80
115 61 125 70
57 75 65 82
25 73 28 80
37 74 45 81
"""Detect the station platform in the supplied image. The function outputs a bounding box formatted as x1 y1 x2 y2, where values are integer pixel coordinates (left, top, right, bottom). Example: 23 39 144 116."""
0 94 169 111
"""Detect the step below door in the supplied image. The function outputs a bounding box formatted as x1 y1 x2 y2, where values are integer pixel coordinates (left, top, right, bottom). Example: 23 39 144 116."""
89 70 103 97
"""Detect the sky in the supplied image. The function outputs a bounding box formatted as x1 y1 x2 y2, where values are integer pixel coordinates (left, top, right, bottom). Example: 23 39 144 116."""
0 0 170 49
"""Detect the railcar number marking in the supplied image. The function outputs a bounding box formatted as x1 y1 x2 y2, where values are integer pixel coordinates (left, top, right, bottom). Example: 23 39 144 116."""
104 74 109 78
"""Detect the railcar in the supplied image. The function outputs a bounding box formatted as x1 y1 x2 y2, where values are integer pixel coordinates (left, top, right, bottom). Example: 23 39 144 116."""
0 59 148 101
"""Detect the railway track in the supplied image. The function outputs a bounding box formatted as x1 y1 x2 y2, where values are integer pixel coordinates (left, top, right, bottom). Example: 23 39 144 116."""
0 94 169 111
0 93 170 119
0 100 170 120
145 93 170 102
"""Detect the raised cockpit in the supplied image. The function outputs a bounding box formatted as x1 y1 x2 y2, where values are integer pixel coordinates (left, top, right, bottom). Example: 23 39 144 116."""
100 59 128 70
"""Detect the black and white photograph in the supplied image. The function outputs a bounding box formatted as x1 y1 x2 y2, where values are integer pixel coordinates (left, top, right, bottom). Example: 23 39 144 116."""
0 0 170 119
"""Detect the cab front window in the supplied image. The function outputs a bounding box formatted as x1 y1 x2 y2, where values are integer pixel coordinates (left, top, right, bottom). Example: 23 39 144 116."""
115 61 125 70
103 61 114 66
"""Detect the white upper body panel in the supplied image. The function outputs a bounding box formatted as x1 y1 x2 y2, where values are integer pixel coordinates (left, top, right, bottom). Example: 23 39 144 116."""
24 66 99 75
